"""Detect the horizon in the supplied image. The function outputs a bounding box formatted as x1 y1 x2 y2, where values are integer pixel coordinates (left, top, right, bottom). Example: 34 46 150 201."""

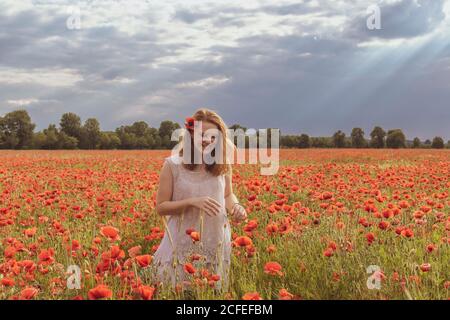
2 107 449 142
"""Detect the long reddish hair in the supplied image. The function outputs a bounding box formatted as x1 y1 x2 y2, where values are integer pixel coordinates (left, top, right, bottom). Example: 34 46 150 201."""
179 108 232 176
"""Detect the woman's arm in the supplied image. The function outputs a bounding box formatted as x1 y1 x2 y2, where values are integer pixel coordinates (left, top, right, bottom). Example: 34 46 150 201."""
224 167 247 221
156 161 222 217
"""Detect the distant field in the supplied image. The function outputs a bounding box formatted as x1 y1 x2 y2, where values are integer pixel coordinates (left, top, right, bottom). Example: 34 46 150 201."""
0 149 449 300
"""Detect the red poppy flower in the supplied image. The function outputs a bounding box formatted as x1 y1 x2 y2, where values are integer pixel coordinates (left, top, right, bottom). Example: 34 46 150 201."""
185 117 195 131
242 292 262 300
279 288 294 300
366 232 375 245
243 220 258 232
190 231 200 242
128 245 141 258
88 284 113 300
323 247 334 257
24 227 37 238
401 228 414 238
233 236 253 247
38 248 55 265
183 263 196 274
135 254 152 268
210 274 220 282
71 240 81 251
426 244 436 253
420 263 431 272
1 278 15 287
321 192 333 200
378 221 390 230
19 287 39 300
190 253 202 261
100 226 120 241
264 261 283 276
136 285 155 300
327 241 337 251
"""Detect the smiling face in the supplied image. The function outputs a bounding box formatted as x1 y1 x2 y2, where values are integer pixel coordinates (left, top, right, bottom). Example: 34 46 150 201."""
180 108 230 176
190 120 222 160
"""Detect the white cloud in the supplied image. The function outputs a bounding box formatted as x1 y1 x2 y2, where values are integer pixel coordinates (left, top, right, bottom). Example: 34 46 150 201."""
175 76 230 89
0 67 82 87
7 98 39 106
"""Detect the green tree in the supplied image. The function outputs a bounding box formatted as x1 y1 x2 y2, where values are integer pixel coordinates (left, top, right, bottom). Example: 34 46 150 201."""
0 110 35 149
412 137 421 148
60 113 82 142
80 118 101 149
42 124 60 149
351 128 366 148
311 137 332 148
386 129 406 148
0 116 19 149
58 132 78 149
298 134 310 148
280 135 298 148
431 136 444 149
131 121 149 137
158 120 180 149
33 125 78 149
31 132 47 149
370 126 386 148
332 130 346 148
99 132 121 149
147 127 161 149
116 126 134 149
115 122 161 149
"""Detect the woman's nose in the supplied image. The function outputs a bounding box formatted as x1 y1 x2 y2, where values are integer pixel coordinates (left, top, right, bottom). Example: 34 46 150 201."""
202 137 211 144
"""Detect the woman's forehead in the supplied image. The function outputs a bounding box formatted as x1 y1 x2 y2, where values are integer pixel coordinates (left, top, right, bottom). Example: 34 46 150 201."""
201 121 218 131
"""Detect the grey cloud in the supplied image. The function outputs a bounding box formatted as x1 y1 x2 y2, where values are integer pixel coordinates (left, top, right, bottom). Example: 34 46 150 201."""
173 9 211 24
173 1 330 28
0 1 449 140
168 30 450 139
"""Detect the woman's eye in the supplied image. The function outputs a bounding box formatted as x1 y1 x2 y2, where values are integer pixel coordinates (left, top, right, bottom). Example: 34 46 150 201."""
203 134 215 141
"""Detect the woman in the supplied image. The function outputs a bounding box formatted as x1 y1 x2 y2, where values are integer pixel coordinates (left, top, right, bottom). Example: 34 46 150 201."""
152 108 247 292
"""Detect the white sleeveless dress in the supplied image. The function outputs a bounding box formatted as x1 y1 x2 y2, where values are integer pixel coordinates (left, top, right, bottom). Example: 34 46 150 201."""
151 155 232 291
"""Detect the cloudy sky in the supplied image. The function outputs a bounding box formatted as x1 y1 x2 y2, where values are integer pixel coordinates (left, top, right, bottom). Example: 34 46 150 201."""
0 0 449 140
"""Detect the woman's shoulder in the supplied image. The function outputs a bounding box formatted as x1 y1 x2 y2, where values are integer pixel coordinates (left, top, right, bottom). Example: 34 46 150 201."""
163 154 183 177
163 154 183 180
165 153 183 165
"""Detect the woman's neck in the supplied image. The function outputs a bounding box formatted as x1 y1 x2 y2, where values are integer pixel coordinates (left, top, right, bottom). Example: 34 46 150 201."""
194 163 206 172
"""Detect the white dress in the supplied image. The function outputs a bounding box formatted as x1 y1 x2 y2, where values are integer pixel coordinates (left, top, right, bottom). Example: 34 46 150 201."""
151 155 232 291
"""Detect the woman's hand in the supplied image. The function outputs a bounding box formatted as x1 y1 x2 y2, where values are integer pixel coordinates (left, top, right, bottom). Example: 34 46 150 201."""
230 203 247 222
190 196 222 217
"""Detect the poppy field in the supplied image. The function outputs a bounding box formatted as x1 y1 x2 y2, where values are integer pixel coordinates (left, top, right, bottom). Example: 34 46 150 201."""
0 149 449 300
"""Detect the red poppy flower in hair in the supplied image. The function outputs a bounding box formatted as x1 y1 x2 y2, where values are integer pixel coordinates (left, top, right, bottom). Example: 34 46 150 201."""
185 117 195 131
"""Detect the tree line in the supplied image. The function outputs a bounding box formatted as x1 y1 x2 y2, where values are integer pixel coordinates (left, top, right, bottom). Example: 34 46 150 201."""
280 127 448 149
0 109 448 150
